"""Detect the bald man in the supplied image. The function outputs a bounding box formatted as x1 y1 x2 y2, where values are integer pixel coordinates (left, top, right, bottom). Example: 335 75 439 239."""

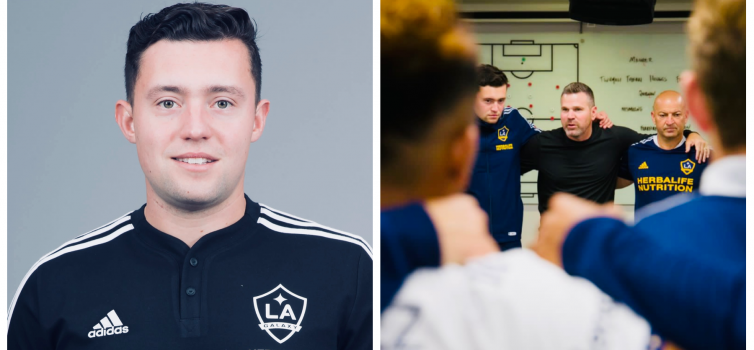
617 90 710 212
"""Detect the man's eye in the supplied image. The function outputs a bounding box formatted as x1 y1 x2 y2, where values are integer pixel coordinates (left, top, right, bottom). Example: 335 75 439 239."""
160 100 175 109
216 100 231 109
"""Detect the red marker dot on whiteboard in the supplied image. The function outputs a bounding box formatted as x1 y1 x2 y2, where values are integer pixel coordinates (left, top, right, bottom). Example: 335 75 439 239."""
507 84 511 88
556 85 560 89
529 104 533 108
550 116 555 120
528 82 532 86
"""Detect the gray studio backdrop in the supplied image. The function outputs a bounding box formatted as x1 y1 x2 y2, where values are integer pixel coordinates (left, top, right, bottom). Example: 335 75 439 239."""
8 0 372 306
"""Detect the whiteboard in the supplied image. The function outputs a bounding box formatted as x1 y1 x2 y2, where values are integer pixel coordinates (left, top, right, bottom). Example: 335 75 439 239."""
475 29 698 205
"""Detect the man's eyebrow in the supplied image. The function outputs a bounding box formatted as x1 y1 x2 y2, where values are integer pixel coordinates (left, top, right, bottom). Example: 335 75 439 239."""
207 85 246 100
146 86 185 100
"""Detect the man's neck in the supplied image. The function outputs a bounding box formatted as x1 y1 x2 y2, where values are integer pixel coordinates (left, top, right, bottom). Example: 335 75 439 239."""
382 181 456 210
381 185 422 210
656 134 684 150
710 145 745 160
143 186 247 248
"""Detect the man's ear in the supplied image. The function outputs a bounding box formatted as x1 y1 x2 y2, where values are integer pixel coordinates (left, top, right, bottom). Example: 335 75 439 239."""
250 99 270 143
590 105 598 121
115 100 136 144
680 71 713 132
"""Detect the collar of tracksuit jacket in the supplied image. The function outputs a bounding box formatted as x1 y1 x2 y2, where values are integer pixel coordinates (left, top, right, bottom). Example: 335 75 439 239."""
129 194 261 337
131 194 260 261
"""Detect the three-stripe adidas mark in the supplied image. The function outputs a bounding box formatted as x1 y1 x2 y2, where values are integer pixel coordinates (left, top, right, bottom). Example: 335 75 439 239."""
638 161 649 169
87 310 129 338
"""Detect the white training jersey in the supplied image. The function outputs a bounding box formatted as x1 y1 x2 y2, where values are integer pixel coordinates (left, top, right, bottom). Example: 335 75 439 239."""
381 249 651 350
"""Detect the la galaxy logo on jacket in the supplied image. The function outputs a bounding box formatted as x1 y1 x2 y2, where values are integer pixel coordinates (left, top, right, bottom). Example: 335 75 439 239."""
498 126 509 142
680 159 696 175
253 284 307 344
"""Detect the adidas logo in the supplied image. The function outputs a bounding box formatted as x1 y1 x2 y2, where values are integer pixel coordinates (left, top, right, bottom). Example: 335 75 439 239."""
638 162 649 169
87 310 129 338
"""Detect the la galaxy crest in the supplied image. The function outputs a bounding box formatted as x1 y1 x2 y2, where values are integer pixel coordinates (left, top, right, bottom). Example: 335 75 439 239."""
498 126 509 142
680 159 696 175
253 284 307 344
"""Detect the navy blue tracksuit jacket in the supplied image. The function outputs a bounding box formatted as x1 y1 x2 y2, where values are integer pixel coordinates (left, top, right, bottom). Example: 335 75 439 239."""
563 156 745 350
467 107 540 245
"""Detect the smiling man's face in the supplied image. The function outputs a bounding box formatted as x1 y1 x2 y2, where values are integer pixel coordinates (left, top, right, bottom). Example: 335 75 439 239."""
118 39 269 211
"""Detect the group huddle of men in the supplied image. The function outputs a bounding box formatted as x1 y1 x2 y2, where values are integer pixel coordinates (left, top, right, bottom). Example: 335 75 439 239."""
383 61 710 310
381 0 743 349
468 65 709 249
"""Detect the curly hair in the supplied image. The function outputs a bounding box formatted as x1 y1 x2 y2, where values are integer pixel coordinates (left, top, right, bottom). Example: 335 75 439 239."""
381 0 478 172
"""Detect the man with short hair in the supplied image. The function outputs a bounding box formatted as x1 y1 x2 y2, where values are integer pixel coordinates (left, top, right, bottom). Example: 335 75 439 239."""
467 65 540 251
534 0 745 348
617 90 709 212
8 4 371 349
468 66 622 250
520 82 708 213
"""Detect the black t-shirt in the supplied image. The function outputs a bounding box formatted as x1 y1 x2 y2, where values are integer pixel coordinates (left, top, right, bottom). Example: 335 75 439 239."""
8 195 372 349
520 123 650 213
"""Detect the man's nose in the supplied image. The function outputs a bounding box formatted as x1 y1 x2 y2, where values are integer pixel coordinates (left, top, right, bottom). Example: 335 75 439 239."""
180 102 212 140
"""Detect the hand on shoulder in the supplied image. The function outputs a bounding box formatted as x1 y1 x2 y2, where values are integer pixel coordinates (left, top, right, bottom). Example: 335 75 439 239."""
424 194 497 265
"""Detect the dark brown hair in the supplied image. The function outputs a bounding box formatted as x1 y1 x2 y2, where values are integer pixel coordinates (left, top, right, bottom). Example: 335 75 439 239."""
477 64 508 88
125 3 261 105
561 82 595 106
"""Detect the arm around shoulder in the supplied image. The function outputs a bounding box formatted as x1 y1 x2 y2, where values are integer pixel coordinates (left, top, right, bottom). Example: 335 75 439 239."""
520 133 541 173
562 217 744 350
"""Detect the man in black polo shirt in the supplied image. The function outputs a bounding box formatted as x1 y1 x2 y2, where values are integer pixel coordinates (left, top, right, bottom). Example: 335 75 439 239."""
8 4 372 349
520 82 709 213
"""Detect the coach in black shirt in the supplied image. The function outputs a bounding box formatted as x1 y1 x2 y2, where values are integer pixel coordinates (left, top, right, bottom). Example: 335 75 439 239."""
521 82 708 213
8 4 372 349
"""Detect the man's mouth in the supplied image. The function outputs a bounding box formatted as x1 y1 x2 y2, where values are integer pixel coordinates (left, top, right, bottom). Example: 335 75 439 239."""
173 158 216 165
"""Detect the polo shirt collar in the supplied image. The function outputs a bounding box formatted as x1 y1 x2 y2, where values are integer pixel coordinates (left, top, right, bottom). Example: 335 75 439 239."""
700 155 745 197
652 135 686 149
131 194 261 259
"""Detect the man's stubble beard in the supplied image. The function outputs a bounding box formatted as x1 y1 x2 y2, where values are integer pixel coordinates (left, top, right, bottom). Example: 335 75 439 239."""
149 171 239 214
565 128 584 140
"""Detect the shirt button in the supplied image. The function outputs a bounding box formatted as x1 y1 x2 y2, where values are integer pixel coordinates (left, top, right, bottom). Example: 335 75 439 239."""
186 288 196 296
190 258 198 267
